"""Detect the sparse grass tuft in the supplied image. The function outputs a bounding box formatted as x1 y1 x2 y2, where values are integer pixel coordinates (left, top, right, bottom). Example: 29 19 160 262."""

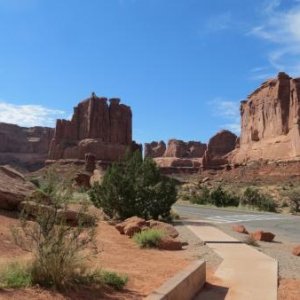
0 263 32 288
244 236 259 247
99 270 128 290
133 229 165 248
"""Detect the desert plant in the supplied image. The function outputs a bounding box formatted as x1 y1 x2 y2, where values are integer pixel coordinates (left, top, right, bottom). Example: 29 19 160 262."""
209 186 239 207
99 270 128 290
12 171 97 290
89 151 177 220
189 186 211 205
241 187 276 212
244 236 259 247
0 263 32 288
133 229 165 248
282 186 300 213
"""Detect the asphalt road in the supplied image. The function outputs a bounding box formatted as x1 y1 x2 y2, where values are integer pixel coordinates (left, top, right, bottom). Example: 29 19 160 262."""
174 203 300 243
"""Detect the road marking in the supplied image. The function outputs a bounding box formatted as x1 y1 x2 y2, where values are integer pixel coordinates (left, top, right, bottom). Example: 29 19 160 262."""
205 214 287 224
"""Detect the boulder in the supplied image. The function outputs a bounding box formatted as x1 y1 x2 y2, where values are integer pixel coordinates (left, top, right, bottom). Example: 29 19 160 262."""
90 169 104 187
250 230 275 242
158 236 183 250
115 217 147 235
146 220 179 238
232 224 249 234
73 172 91 189
292 245 300 256
0 166 35 210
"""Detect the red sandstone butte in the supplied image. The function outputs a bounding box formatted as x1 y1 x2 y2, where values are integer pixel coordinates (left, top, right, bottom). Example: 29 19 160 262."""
203 130 237 169
230 72 300 164
49 94 139 161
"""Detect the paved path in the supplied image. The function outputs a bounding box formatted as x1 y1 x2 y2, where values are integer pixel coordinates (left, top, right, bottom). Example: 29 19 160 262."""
184 221 278 300
174 203 300 243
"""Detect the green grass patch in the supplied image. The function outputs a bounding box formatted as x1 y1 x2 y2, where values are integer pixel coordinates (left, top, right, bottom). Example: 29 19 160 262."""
0 263 32 288
99 270 128 290
133 229 165 248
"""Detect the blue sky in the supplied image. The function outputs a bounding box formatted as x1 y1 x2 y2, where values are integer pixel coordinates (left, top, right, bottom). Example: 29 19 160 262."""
0 0 300 144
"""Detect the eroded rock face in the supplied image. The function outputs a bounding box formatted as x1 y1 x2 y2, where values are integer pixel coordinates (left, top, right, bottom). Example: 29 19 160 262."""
0 123 54 171
203 130 237 169
49 94 133 161
0 165 35 210
144 141 166 158
164 140 207 158
231 72 300 163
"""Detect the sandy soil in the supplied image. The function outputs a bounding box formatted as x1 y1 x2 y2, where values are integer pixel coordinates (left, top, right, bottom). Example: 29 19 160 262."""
0 210 190 299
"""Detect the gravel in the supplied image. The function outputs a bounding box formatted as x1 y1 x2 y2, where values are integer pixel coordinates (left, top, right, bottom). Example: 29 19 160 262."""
215 223 300 279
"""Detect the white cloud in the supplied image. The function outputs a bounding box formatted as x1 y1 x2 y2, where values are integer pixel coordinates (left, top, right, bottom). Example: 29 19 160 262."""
0 101 66 128
250 0 300 76
210 98 241 135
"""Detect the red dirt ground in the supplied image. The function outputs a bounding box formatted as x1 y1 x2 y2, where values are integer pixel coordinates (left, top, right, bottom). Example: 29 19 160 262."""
0 210 190 299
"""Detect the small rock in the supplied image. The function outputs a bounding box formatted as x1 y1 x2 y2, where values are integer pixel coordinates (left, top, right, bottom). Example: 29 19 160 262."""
232 224 249 234
250 230 275 242
292 245 300 256
146 220 179 238
124 224 141 237
158 236 182 250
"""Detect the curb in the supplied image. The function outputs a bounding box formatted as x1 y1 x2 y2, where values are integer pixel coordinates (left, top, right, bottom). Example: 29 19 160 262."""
145 260 206 300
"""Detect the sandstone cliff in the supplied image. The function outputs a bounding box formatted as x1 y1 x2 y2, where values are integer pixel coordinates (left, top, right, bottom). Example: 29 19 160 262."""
49 94 135 161
0 123 54 171
231 72 300 163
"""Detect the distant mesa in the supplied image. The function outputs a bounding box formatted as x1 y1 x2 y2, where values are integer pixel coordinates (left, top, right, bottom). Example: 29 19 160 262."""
0 122 54 171
49 93 140 162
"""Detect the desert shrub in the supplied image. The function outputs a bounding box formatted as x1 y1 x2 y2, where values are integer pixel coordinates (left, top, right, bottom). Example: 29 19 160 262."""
244 236 259 247
241 187 276 212
12 171 98 290
209 186 239 207
133 229 165 248
0 263 32 288
190 186 211 205
282 186 300 213
99 271 128 290
89 152 177 220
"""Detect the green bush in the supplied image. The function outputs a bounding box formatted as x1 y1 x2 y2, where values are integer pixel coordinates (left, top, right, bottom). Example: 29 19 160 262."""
190 186 211 205
133 229 165 248
89 152 177 220
0 263 32 288
99 270 128 290
282 186 300 212
241 187 276 212
210 186 239 207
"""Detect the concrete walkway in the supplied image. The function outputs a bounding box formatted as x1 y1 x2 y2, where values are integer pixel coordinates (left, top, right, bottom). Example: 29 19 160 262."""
184 220 278 300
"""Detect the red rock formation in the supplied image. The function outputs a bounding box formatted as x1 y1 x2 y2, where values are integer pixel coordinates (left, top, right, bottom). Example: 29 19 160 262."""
144 141 166 158
49 94 134 161
164 139 207 158
231 72 300 163
0 123 54 170
203 130 237 169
